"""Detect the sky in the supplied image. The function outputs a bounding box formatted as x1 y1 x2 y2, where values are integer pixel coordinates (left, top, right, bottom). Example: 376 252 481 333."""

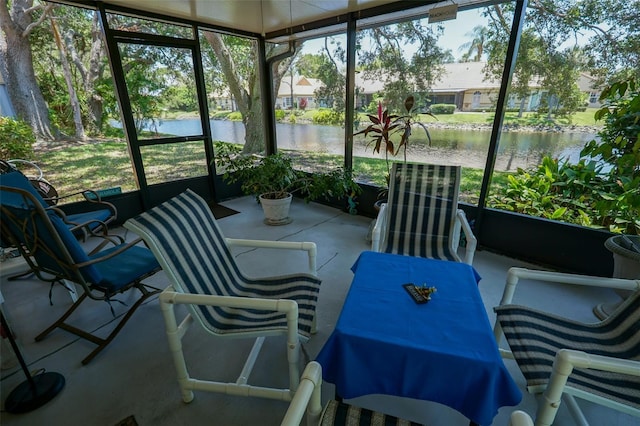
300 7 487 62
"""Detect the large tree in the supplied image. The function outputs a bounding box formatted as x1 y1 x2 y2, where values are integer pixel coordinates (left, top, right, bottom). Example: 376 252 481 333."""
0 0 55 140
202 32 294 153
357 20 448 112
527 0 639 82
483 0 639 119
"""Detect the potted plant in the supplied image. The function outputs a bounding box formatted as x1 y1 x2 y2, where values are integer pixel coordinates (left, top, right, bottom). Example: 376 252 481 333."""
354 95 436 201
215 144 361 225
583 77 640 318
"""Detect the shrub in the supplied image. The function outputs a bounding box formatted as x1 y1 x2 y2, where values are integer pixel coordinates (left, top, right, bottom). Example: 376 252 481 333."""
0 117 36 160
580 76 640 234
312 109 344 125
212 111 231 119
275 109 285 121
227 111 243 121
429 104 456 114
487 153 640 234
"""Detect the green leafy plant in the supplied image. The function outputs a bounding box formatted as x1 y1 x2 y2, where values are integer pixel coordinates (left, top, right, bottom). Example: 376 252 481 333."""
488 156 606 227
214 143 361 202
0 117 36 160
488 77 639 235
580 77 640 234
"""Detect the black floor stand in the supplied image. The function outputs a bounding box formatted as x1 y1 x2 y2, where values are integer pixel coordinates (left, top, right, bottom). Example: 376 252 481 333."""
1 311 65 414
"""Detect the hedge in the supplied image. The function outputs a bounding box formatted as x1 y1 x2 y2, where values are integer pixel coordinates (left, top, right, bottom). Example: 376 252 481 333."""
429 104 456 114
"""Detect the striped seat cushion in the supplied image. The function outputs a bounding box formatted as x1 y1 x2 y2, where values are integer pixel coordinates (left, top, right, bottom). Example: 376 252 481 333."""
125 189 321 338
384 163 460 261
321 400 423 426
495 289 640 410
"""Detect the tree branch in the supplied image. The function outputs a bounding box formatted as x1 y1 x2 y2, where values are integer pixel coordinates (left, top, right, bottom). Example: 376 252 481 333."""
22 3 54 36
528 0 614 44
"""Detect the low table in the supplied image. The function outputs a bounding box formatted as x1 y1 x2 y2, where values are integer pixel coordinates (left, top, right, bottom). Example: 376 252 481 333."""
315 251 522 425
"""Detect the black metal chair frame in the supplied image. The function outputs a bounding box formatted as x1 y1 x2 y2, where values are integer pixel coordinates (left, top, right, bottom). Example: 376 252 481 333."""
0 185 161 364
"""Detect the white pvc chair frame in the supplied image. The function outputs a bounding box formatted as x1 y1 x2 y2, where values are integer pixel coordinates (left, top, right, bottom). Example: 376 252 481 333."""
280 361 535 426
371 202 477 265
493 267 640 426
125 217 318 404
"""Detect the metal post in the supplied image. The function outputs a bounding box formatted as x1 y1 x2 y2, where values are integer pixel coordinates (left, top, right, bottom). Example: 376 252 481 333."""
474 0 529 243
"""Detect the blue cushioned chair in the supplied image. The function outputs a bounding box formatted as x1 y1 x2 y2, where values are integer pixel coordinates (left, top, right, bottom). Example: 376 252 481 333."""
371 163 477 265
0 177 161 365
124 189 321 404
0 161 117 249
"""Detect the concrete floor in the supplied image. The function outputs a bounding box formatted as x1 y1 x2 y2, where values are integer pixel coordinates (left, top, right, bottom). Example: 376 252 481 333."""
0 195 636 426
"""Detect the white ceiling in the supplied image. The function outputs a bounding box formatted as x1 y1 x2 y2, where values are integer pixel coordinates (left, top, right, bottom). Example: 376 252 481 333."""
98 0 400 36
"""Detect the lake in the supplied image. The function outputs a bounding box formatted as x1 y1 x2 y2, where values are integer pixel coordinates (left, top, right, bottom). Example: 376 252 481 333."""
138 118 596 172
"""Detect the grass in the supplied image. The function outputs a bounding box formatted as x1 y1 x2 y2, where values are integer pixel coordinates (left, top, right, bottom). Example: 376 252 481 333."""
34 140 511 206
417 109 598 127
163 107 600 128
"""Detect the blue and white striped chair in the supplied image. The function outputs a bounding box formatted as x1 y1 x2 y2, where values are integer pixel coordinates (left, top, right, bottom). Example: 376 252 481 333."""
124 189 321 404
493 267 640 426
371 163 476 264
281 361 534 426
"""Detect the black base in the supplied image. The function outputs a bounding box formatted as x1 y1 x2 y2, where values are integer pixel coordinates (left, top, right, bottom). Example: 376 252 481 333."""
5 372 65 414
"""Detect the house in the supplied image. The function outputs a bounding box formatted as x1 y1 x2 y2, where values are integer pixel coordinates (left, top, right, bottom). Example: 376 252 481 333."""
577 72 603 108
355 61 602 112
430 61 502 111
275 76 323 109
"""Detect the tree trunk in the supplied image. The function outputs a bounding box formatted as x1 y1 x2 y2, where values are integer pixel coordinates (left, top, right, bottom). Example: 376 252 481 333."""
51 15 85 140
0 0 55 140
203 32 294 154
86 13 104 132
61 12 104 133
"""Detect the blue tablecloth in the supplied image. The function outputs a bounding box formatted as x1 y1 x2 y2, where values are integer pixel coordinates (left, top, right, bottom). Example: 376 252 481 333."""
315 251 522 425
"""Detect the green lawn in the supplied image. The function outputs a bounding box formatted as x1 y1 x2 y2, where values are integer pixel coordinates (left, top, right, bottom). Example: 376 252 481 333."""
419 109 599 127
34 141 511 206
165 107 600 128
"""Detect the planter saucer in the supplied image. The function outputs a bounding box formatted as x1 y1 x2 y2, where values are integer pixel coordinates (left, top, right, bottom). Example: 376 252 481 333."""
264 217 292 226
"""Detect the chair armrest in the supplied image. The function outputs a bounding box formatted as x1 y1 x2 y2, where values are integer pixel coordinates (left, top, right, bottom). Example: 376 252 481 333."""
159 289 301 343
371 202 387 252
499 267 640 307
225 238 317 276
508 411 534 426
74 237 145 268
536 349 640 426
493 267 640 348
82 191 117 217
49 206 123 247
456 209 477 265
47 189 117 218
280 361 323 426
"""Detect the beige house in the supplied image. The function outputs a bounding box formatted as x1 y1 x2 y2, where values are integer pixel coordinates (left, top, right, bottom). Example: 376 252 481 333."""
355 61 602 112
275 76 323 109
211 63 602 113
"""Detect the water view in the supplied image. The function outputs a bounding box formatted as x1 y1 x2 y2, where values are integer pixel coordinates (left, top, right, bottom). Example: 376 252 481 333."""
137 118 596 172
